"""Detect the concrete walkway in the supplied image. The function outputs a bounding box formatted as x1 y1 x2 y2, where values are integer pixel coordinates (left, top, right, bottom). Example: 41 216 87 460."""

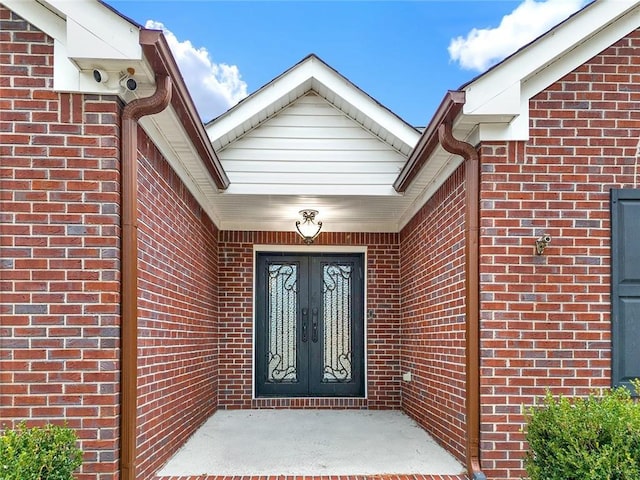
157 409 466 476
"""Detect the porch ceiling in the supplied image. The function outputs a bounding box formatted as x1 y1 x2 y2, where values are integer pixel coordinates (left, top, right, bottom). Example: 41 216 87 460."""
209 139 464 234
143 104 466 233
154 53 472 234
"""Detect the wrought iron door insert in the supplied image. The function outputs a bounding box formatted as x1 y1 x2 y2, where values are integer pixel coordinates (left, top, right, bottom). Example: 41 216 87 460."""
255 253 364 397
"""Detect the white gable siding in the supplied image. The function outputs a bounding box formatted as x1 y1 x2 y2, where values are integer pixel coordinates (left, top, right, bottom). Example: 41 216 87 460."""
218 93 407 195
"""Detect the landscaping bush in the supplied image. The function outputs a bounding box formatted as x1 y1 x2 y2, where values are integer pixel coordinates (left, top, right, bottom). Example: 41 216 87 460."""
524 382 640 480
0 422 83 480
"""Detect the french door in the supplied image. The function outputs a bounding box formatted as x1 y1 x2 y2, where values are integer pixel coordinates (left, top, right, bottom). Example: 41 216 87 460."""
255 253 364 397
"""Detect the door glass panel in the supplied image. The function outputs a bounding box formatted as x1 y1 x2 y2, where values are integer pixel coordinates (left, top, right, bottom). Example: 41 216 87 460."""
322 264 352 382
267 264 297 382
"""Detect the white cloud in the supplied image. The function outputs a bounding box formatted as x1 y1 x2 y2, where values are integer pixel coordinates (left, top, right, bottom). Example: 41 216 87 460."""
448 0 589 72
146 20 247 121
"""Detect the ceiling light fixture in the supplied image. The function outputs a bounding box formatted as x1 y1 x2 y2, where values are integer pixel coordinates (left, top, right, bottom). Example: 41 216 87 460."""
296 209 322 244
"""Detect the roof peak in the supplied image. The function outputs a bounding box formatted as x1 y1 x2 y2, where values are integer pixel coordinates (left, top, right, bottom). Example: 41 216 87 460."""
206 54 419 152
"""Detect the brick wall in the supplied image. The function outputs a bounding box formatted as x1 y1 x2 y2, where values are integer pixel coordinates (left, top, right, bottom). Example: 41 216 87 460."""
135 131 220 478
0 8 121 479
478 29 640 480
399 166 467 463
218 231 401 409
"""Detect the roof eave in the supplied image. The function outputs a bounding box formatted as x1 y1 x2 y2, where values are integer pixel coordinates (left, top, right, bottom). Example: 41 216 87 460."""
394 90 465 193
139 29 230 190
395 0 640 194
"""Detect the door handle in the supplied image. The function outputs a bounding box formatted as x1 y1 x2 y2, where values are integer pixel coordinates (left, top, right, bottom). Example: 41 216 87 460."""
311 307 318 343
302 308 308 343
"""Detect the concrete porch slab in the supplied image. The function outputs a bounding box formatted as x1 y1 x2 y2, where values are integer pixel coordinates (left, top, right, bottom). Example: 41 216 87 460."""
157 409 466 477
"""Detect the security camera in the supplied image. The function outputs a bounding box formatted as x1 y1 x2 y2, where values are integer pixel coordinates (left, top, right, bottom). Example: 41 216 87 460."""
535 234 551 255
119 74 137 92
92 68 109 84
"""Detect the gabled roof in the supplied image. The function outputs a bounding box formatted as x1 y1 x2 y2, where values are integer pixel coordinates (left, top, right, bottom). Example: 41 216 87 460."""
212 91 411 197
204 54 429 232
396 0 639 210
205 55 420 200
207 54 419 155
461 0 639 143
7 0 637 234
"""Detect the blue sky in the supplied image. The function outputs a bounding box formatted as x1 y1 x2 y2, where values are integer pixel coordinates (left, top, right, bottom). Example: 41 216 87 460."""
107 0 588 127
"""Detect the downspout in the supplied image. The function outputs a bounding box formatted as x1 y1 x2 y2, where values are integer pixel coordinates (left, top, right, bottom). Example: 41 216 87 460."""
120 75 172 480
438 121 486 480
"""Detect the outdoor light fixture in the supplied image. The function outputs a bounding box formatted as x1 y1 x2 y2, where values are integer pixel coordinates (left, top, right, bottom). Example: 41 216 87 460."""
535 234 551 255
296 209 322 244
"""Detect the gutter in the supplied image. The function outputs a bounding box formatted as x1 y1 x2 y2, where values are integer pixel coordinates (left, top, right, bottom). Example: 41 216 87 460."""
394 91 465 193
395 92 486 480
120 74 172 480
438 120 486 480
119 27 231 480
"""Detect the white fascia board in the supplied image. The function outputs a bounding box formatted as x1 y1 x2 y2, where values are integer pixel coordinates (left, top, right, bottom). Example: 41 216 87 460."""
207 64 315 142
522 2 640 104
464 81 521 117
2 0 78 92
64 13 140 60
465 0 638 115
3 0 66 39
476 116 528 142
474 103 530 142
51 39 84 92
60 1 143 92
0 0 67 39
5 0 143 94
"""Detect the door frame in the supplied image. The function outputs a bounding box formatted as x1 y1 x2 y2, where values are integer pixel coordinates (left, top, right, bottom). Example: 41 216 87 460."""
253 245 368 399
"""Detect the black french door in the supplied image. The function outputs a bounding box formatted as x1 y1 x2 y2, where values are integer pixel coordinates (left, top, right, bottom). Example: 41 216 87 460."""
255 253 364 397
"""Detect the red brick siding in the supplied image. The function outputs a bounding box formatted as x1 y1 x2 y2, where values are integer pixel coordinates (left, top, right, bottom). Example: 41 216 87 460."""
135 132 219 479
399 166 467 463
0 8 121 479
479 29 640 480
218 232 401 409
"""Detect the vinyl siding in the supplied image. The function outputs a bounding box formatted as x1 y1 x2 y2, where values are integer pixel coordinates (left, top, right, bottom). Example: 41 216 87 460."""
218 93 407 195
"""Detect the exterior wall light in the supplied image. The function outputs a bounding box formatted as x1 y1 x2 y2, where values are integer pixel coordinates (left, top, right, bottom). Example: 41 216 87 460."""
535 234 551 255
296 209 322 244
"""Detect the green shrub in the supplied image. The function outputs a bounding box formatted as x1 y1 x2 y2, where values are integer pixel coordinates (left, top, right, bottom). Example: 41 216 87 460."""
0 422 83 480
523 382 640 480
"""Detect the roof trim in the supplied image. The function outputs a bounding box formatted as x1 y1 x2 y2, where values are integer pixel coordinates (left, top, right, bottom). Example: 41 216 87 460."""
394 91 465 193
206 54 420 151
139 29 230 190
460 0 639 142
396 0 638 194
